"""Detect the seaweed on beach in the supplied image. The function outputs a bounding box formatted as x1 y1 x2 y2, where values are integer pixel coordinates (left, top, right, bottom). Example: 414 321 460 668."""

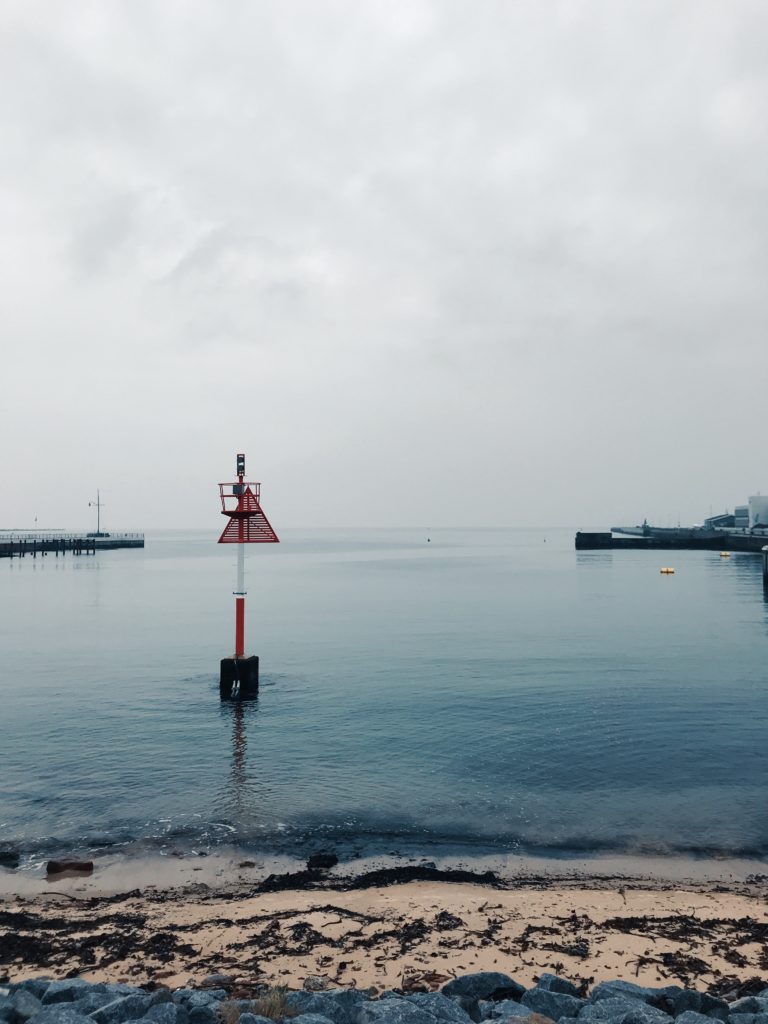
515 923 560 952
434 910 465 930
254 864 506 895
596 913 768 987
541 938 591 959
0 927 57 966
708 975 768 999
603 913 768 947
227 908 434 960
0 904 195 973
658 950 712 983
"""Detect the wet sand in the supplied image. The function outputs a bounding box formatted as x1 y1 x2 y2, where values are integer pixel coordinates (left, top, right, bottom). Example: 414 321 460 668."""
3 854 768 993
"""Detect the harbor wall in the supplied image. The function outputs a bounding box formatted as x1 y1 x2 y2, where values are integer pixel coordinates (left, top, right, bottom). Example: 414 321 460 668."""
575 531 768 552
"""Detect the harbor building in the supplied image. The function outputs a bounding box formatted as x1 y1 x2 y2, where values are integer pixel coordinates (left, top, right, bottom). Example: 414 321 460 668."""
749 495 768 528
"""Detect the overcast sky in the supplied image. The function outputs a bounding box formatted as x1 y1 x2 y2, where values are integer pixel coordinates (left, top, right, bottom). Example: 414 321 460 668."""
2 1 766 530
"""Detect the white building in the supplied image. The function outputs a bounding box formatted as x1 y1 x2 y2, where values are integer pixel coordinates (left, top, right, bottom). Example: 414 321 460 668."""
748 495 768 528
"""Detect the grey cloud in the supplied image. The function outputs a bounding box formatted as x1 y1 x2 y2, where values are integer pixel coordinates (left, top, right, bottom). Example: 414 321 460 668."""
1 0 767 529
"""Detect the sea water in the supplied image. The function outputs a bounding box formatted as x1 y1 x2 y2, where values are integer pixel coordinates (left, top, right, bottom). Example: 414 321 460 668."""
1 528 767 868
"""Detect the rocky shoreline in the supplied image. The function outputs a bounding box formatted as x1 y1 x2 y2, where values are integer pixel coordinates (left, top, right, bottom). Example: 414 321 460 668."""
3 971 768 1024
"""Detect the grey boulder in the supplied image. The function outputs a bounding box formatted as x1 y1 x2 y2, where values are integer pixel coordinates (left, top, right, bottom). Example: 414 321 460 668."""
521 990 585 1021
664 994 727 1021
618 1008 674 1024
185 1008 217 1024
444 977 526 1005
356 999 438 1024
537 978 580 998
144 1006 188 1024
590 985 671 1007
29 1009 93 1024
580 1000 670 1023
406 994 474 1024
483 1002 535 1021
89 994 154 1024
5 991 44 1023
729 1004 768 1017
11 988 50 1006
580 1000 644 1020
291 1016 338 1024
43 984 104 1007
676 1013 720 1024
284 991 366 1024
170 994 226 1009
69 996 116 1017
145 995 170 1011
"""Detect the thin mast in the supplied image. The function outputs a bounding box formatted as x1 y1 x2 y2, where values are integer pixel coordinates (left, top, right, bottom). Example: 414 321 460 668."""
89 490 104 535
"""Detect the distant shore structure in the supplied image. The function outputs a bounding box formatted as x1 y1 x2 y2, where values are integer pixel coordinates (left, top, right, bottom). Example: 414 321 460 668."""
217 452 279 699
1 488 145 557
0 531 144 558
576 493 768 553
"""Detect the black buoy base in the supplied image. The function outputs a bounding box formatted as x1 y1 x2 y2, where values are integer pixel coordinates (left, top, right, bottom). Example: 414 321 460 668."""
220 656 259 699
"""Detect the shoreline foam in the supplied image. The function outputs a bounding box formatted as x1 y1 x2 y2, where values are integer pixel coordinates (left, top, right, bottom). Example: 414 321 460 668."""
3 847 767 898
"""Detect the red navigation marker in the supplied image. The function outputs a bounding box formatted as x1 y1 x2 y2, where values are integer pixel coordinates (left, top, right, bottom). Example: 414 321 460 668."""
218 453 279 697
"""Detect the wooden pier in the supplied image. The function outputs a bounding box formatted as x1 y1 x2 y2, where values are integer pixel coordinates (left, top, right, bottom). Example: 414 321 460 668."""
0 532 144 559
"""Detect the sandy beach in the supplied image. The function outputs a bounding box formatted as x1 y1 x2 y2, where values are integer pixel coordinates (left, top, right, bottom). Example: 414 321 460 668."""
3 856 768 993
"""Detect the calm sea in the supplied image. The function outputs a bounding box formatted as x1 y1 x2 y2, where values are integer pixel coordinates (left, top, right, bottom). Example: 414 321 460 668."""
2 528 768 870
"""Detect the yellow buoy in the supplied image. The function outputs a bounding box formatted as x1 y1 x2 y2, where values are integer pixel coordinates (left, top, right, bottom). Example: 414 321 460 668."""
660 567 675 574
720 551 730 558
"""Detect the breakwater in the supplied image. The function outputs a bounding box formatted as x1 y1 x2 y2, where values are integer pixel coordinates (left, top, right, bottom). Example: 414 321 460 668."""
575 531 768 552
0 532 144 558
2 971 767 1024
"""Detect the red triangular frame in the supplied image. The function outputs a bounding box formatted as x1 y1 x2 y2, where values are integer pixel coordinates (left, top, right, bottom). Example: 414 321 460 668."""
218 486 279 543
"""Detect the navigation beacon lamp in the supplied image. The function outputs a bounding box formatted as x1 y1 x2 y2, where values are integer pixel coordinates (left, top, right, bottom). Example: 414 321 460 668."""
217 453 279 698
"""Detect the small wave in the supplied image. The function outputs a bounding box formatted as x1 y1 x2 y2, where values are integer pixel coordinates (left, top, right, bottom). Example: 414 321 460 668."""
6 804 768 876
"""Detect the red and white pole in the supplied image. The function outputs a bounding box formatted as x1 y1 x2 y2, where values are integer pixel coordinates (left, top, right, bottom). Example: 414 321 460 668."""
235 472 246 658
218 452 279 698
